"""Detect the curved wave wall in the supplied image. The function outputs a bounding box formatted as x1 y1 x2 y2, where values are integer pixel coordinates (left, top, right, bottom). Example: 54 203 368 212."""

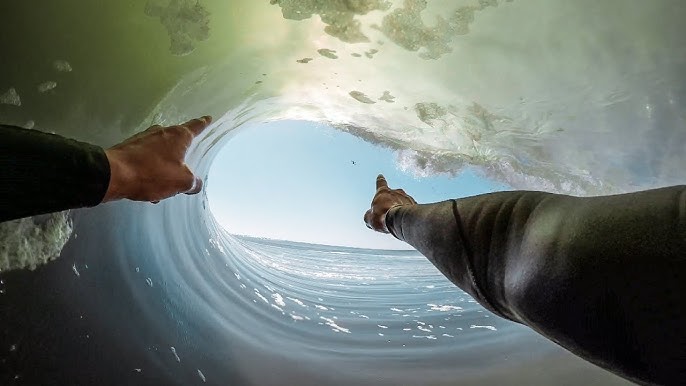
1 0 684 384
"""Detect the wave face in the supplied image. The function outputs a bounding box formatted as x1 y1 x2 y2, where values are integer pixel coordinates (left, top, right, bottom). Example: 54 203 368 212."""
0 0 684 384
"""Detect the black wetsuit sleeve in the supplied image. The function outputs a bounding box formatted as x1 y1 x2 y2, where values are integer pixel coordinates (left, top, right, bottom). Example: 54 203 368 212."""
384 201 483 307
386 188 686 385
384 193 542 321
0 124 110 222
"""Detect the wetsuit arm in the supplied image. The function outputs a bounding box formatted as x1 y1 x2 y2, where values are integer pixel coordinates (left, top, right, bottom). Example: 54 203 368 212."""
0 124 110 222
385 200 497 315
387 187 686 384
384 191 548 320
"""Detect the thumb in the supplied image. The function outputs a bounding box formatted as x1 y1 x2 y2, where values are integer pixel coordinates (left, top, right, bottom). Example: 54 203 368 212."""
184 177 203 195
364 209 373 229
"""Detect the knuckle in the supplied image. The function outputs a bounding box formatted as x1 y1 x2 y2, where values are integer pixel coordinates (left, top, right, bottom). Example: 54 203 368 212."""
181 164 193 176
176 127 194 142
159 125 179 137
178 167 196 191
180 177 195 192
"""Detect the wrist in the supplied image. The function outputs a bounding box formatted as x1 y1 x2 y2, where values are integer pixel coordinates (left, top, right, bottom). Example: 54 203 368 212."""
383 204 405 234
103 149 132 202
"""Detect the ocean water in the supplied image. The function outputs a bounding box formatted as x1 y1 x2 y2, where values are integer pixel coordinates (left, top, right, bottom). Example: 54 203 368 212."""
0 205 629 385
1 0 684 384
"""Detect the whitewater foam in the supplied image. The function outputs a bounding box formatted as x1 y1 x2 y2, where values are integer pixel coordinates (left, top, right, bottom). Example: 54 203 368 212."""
0 88 21 106
0 212 72 271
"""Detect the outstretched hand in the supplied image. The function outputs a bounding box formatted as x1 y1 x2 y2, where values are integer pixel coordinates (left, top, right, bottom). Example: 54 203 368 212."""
103 116 212 203
364 174 417 233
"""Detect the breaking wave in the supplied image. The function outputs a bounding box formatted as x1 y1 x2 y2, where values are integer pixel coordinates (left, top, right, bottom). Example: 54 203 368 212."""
1 0 684 384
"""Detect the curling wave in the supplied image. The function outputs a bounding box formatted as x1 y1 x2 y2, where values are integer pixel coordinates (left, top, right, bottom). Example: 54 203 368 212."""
1 0 684 384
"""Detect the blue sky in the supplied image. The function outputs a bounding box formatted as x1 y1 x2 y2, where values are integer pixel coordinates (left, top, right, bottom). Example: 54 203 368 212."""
207 120 509 249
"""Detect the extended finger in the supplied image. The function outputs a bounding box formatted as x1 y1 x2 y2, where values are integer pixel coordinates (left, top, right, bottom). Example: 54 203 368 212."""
376 174 389 190
182 116 212 136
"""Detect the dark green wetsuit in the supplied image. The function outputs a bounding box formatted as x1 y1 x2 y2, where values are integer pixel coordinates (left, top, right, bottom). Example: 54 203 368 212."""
0 124 110 222
386 189 686 385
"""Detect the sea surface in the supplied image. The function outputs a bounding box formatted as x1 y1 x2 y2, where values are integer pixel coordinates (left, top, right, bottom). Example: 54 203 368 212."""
0 203 630 385
1 0 684 384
